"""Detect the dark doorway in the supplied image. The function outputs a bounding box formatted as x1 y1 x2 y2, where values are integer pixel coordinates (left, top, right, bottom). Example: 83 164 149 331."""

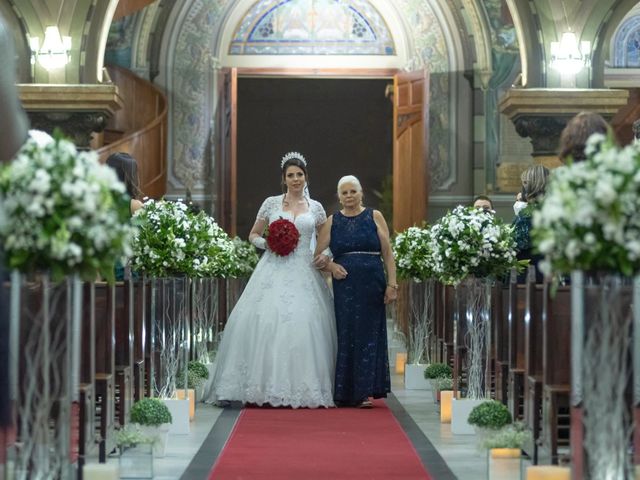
236 77 393 237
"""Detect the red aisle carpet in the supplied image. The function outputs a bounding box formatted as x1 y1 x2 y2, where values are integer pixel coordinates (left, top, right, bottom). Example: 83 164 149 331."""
209 399 432 480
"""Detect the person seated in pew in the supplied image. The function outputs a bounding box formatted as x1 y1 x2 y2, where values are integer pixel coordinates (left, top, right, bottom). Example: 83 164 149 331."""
106 152 144 281
558 111 610 163
512 165 549 283
472 194 494 213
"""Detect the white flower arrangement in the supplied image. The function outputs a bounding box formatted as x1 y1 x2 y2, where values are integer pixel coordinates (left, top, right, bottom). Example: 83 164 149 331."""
393 226 435 281
0 135 133 281
533 132 640 276
131 199 236 278
429 205 520 285
227 237 259 278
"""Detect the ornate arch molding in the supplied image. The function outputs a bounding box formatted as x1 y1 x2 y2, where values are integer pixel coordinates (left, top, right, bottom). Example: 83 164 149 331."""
457 0 493 88
591 0 639 87
217 0 411 68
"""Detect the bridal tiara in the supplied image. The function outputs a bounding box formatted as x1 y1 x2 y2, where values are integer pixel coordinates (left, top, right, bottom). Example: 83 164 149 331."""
281 151 307 169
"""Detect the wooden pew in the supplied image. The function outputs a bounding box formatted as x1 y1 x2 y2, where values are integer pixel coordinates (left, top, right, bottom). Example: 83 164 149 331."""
114 279 134 426
523 266 545 463
132 277 147 400
94 282 116 454
539 283 571 465
507 270 527 421
442 285 456 370
433 282 445 364
493 277 510 405
453 283 468 396
79 283 97 465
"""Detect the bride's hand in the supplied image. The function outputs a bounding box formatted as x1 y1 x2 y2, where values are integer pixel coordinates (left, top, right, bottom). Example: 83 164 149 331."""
313 253 330 269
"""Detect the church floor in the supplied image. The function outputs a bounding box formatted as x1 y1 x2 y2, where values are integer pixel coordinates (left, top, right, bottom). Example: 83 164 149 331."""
83 372 527 480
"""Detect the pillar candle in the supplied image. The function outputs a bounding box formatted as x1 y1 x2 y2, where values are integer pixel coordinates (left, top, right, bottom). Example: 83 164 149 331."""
395 352 407 374
440 390 453 423
83 463 119 480
526 466 570 480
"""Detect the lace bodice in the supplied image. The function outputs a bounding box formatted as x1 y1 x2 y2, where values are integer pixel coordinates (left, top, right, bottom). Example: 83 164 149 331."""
257 195 327 255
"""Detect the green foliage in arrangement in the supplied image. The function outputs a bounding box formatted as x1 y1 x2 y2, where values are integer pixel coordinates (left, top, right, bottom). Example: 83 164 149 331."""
188 361 209 380
131 200 237 278
393 226 435 281
480 422 531 450
227 237 259 278
467 400 512 430
0 133 133 282
423 363 453 379
115 425 157 447
429 205 524 285
533 132 640 276
175 369 206 389
130 398 172 426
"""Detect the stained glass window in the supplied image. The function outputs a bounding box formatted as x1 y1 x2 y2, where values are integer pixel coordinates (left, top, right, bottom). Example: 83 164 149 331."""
613 15 640 67
229 0 395 55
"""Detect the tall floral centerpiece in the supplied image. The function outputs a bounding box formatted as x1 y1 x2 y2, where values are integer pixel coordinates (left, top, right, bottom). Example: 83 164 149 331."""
131 200 234 433
429 206 520 434
533 133 639 479
393 226 436 389
0 135 133 479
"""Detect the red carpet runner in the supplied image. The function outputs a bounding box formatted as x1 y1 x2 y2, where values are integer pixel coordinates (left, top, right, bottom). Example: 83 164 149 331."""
209 399 432 480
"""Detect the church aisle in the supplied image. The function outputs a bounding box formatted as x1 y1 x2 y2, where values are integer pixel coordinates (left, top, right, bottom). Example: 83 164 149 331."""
116 372 510 479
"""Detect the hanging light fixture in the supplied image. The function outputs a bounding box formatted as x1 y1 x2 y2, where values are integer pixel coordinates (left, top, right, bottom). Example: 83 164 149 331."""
550 31 591 75
29 26 71 71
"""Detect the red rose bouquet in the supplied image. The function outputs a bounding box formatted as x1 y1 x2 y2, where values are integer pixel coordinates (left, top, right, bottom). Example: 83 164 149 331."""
267 218 300 256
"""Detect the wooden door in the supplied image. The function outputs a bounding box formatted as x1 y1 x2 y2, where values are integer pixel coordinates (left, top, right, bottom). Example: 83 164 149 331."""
215 67 238 236
392 70 429 232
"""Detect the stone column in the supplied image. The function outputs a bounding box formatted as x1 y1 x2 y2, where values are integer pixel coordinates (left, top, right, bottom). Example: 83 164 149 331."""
18 84 123 149
499 88 629 168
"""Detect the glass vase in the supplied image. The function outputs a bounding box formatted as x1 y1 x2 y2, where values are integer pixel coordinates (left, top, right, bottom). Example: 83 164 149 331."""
407 279 435 365
119 443 153 479
571 271 635 480
149 277 191 399
8 271 82 480
191 278 219 363
455 276 492 400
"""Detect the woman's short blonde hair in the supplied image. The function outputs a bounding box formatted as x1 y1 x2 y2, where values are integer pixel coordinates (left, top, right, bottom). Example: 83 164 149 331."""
337 175 362 193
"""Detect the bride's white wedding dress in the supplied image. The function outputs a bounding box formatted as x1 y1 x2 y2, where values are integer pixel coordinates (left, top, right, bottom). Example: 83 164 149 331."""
211 195 337 408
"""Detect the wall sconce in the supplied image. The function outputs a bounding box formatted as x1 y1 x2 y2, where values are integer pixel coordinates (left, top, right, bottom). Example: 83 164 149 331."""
29 26 71 71
550 31 590 75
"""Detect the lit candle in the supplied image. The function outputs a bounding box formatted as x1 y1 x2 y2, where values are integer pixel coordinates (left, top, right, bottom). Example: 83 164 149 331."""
395 352 407 374
526 466 570 480
176 388 196 420
440 390 453 423
83 463 119 480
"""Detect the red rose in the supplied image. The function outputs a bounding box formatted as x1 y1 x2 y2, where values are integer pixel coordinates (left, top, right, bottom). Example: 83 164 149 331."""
267 218 300 256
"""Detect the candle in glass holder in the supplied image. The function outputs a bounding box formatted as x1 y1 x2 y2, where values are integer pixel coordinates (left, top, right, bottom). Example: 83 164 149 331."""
83 463 119 480
440 390 453 423
395 352 407 374
526 466 570 479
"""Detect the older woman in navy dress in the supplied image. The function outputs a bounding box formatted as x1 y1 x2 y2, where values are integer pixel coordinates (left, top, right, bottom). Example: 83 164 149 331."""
315 175 397 408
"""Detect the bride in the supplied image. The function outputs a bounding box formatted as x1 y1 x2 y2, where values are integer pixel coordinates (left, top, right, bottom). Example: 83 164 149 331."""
211 152 337 408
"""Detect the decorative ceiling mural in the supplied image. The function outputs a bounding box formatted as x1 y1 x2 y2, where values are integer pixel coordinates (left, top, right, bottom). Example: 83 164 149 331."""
229 0 395 55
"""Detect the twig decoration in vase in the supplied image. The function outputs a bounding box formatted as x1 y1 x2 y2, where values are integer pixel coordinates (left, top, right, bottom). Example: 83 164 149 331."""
393 226 436 366
429 206 522 399
533 132 640 478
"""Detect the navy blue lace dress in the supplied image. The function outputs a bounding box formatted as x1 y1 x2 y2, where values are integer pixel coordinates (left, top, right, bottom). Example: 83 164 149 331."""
330 208 391 406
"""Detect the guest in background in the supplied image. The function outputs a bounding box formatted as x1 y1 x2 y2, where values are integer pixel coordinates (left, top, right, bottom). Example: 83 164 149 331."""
315 175 396 408
106 152 144 215
512 165 549 282
472 195 493 212
106 152 144 281
558 111 610 163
